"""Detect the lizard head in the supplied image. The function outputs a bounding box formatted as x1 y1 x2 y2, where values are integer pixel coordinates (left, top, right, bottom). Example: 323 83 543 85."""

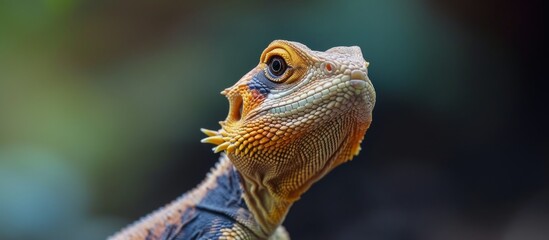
201 40 375 230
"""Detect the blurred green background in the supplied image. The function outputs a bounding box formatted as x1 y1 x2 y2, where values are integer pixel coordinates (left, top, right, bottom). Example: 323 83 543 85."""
0 0 546 239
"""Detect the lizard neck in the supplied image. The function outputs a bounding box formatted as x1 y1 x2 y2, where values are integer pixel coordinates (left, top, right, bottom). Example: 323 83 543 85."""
228 119 365 237
192 155 290 239
237 172 294 238
191 155 267 239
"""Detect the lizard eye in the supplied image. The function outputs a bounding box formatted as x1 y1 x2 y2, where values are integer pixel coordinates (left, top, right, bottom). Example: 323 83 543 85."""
267 56 287 77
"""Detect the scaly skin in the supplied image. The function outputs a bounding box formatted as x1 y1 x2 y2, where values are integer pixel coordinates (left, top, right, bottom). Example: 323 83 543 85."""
109 40 375 240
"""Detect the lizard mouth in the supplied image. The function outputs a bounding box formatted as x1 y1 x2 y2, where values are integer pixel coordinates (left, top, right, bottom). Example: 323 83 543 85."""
349 68 372 90
349 69 374 102
227 94 244 122
349 79 369 89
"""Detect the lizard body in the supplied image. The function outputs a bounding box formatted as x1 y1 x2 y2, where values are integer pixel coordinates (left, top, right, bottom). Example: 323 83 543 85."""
110 40 376 240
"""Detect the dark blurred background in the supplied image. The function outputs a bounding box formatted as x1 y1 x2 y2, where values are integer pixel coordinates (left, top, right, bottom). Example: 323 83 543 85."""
0 0 546 239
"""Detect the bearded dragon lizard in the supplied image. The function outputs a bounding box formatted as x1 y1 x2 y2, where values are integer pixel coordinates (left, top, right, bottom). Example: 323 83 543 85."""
109 40 376 240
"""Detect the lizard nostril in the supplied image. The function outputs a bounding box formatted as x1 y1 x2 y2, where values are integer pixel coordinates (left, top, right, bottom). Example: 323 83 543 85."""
322 62 335 74
325 63 332 72
350 70 366 80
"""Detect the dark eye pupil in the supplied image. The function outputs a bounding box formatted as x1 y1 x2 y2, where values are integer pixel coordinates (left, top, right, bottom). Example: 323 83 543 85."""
272 60 281 71
269 56 286 77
